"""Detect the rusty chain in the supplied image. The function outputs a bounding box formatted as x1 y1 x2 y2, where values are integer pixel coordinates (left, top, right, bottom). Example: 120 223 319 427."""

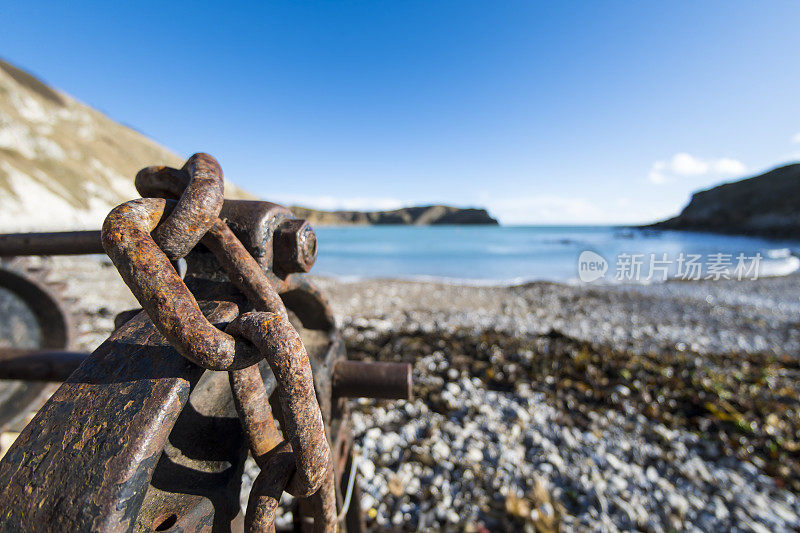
101 153 336 532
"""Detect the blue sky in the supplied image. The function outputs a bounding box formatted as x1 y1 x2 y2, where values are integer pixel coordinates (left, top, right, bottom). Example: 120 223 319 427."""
3 1 800 224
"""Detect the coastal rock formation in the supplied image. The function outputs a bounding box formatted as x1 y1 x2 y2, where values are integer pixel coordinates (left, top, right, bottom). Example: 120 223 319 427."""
649 163 800 238
290 204 499 226
0 58 252 232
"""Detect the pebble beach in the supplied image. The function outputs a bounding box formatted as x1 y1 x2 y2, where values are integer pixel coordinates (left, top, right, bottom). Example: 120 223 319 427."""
316 275 800 532
2 256 799 531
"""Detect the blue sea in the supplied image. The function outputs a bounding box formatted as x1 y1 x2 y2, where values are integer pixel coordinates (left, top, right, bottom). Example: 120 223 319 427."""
312 225 800 284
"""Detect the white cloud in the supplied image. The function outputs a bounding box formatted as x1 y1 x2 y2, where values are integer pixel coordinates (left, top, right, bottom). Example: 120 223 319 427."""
670 153 709 176
712 157 746 175
792 132 800 144
648 153 746 185
648 161 668 184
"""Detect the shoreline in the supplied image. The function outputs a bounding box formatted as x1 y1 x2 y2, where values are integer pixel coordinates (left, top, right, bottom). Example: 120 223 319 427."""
312 268 800 288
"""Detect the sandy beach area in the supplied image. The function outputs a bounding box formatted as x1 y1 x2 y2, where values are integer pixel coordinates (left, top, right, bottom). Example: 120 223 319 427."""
2 256 799 531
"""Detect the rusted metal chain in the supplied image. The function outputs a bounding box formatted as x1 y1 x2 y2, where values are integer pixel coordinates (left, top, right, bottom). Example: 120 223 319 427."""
0 151 414 531
105 153 336 531
312 464 338 532
102 197 261 370
227 312 331 498
229 365 285 462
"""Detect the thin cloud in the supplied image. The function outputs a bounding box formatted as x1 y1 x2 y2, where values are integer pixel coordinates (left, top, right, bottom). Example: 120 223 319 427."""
485 195 675 225
792 132 800 144
712 157 747 174
271 195 405 211
648 153 746 184
487 195 605 224
670 153 709 176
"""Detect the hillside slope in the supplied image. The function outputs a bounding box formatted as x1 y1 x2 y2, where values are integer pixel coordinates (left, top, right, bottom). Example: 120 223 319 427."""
648 163 800 238
0 58 252 231
0 58 498 231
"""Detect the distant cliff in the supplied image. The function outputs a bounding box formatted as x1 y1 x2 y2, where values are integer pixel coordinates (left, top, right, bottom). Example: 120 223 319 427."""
647 163 800 238
290 205 499 226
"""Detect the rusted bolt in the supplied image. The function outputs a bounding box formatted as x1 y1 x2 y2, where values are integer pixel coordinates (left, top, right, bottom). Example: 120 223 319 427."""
273 219 317 273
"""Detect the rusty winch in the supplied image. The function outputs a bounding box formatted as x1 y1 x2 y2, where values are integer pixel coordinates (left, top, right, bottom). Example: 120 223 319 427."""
0 153 411 532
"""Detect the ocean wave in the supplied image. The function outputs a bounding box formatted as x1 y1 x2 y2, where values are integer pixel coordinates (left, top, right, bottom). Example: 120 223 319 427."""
568 253 800 285
758 255 800 277
656 253 800 282
767 247 792 259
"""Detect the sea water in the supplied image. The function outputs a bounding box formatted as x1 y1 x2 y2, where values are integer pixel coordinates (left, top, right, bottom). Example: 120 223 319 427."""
312 225 800 284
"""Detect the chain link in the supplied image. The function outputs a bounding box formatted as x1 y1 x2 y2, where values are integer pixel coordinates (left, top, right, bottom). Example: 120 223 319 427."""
101 153 336 532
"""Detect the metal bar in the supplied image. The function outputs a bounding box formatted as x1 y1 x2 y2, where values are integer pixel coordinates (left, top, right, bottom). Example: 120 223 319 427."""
332 360 413 400
0 231 103 256
0 349 89 382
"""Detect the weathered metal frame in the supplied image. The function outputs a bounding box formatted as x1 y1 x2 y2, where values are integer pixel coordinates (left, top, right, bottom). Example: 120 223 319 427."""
0 154 412 532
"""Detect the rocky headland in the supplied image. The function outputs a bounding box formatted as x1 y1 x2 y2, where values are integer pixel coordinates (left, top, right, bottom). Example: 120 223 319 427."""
648 163 800 238
290 205 499 226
